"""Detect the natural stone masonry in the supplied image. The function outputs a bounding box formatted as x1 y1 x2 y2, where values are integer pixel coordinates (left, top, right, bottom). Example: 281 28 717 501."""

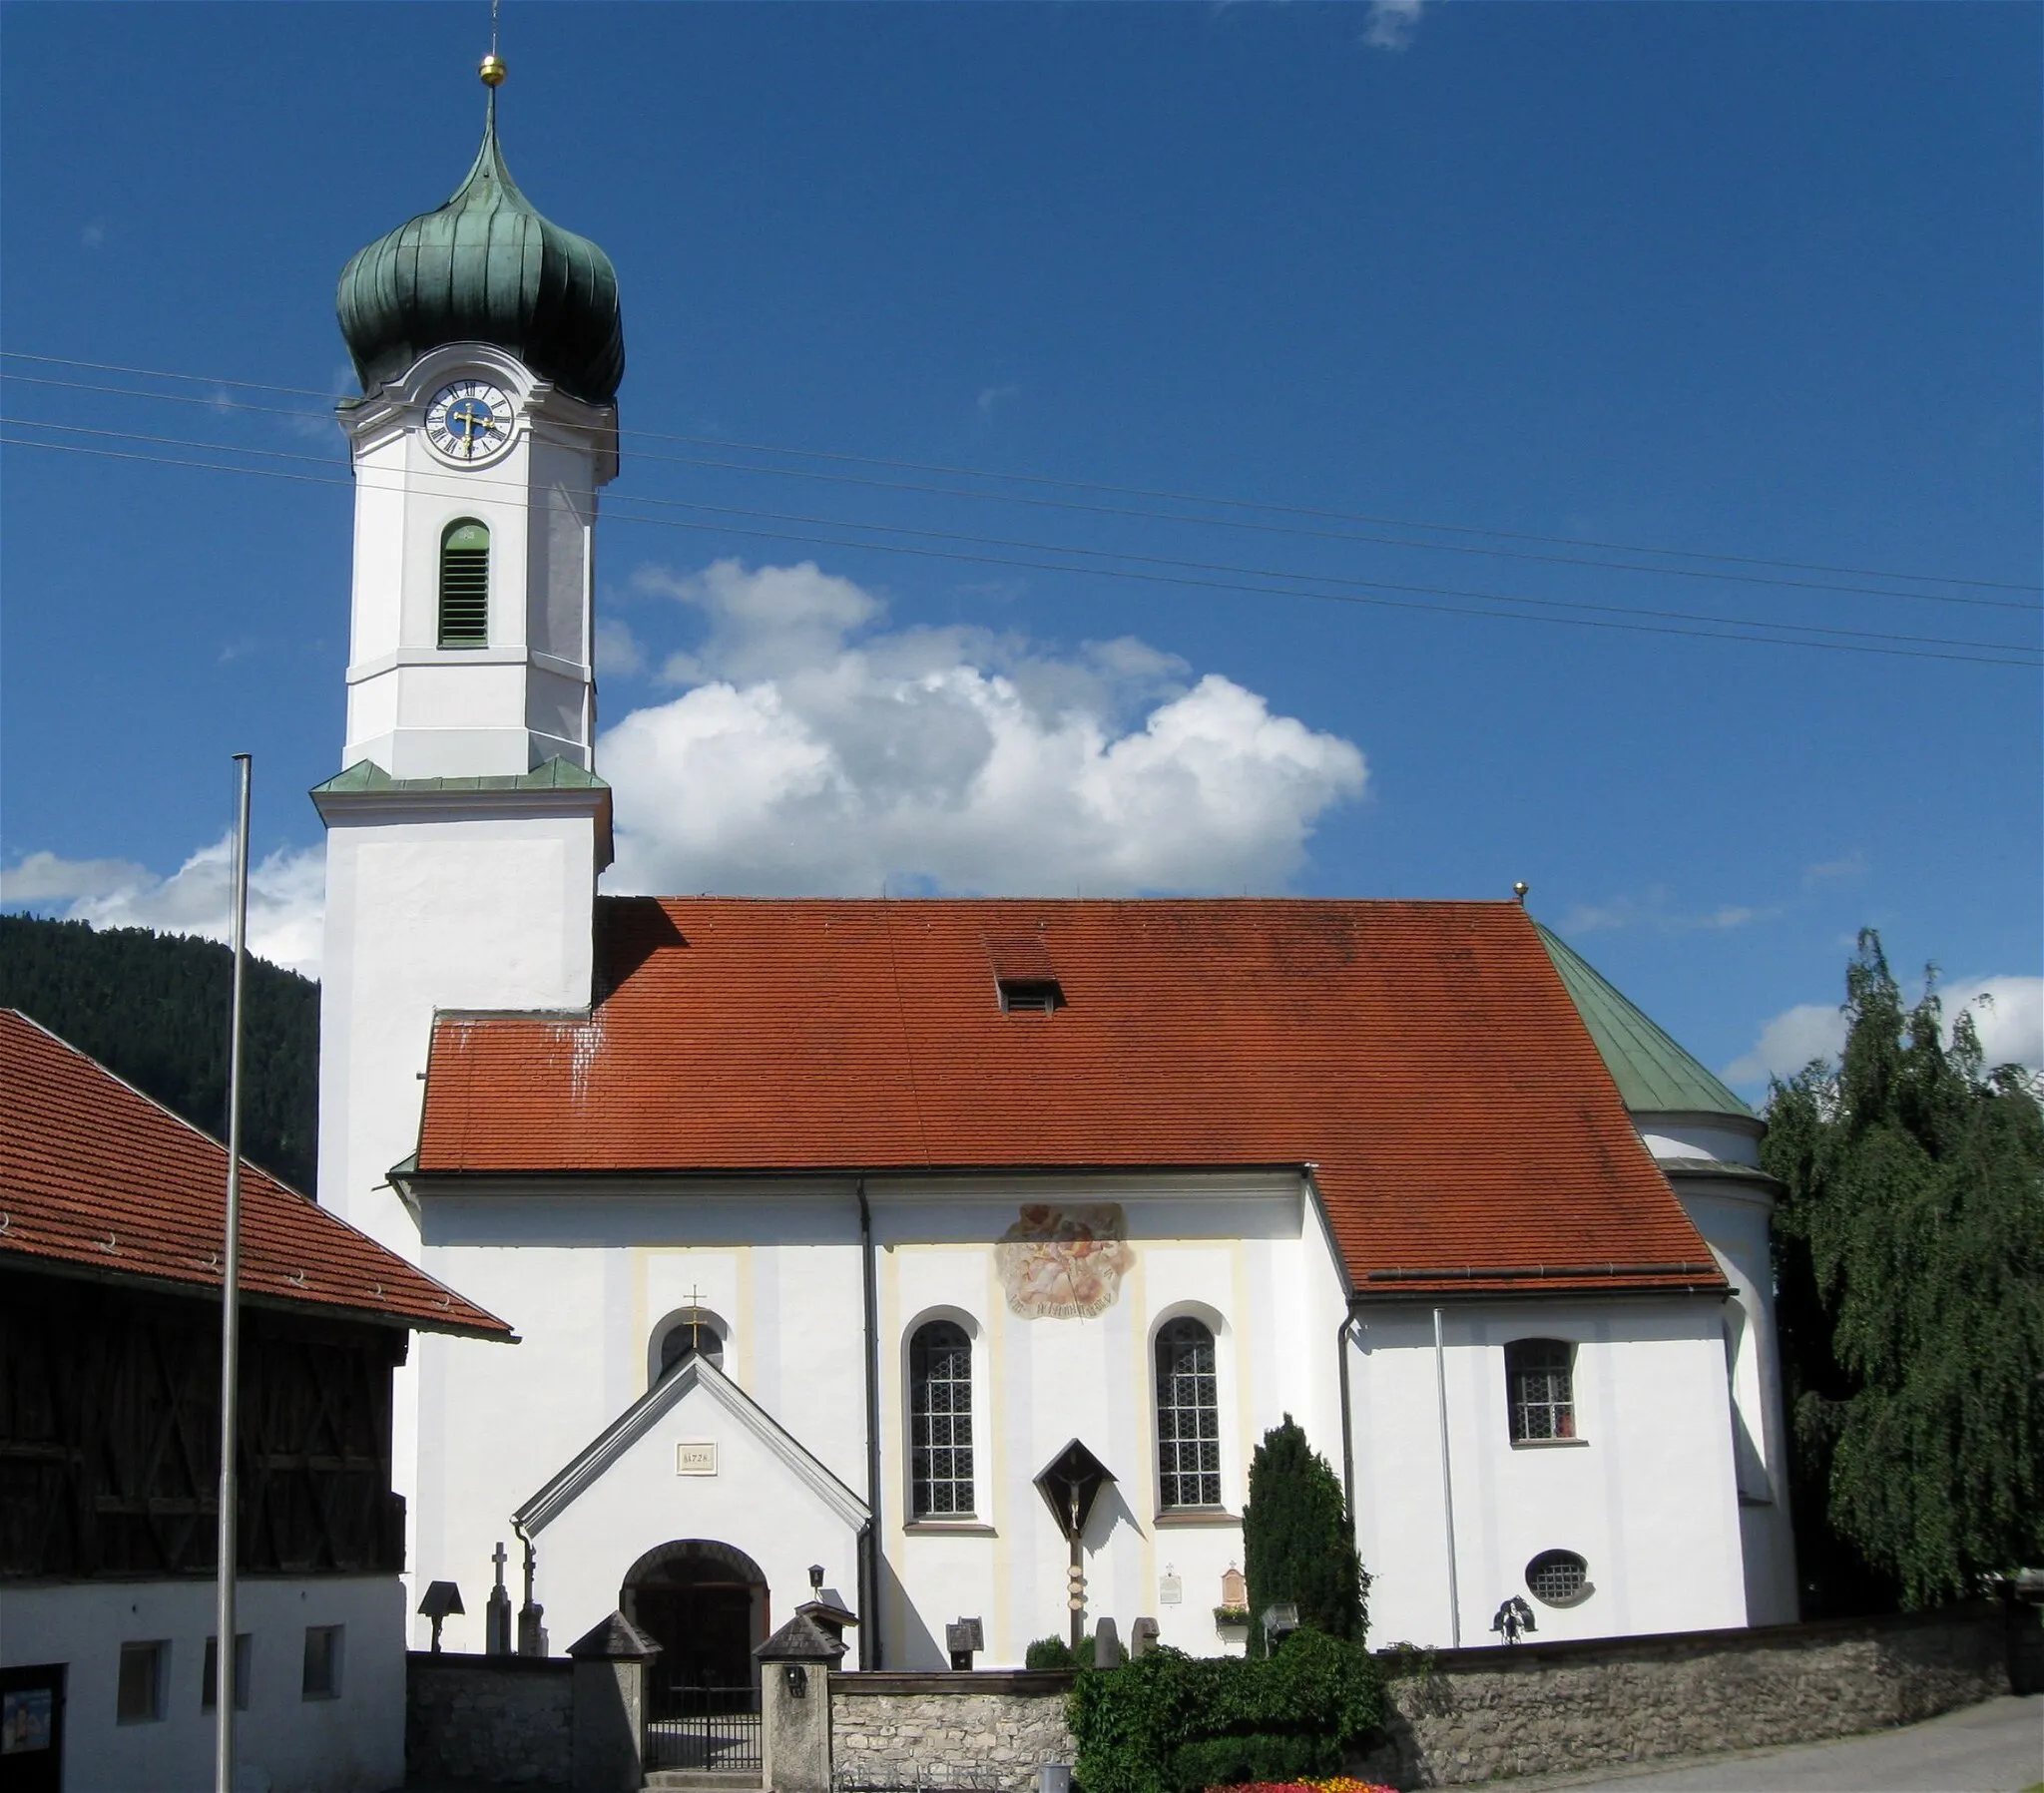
1359 1602 2014 1789
830 1671 1078 1793
406 1652 574 1788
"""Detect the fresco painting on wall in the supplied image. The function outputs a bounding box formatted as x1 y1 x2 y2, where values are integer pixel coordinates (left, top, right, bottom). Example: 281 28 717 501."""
996 1204 1135 1319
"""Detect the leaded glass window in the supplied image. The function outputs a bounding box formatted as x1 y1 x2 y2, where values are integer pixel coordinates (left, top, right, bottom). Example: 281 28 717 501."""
1156 1317 1222 1508
910 1321 974 1517
1506 1339 1576 1442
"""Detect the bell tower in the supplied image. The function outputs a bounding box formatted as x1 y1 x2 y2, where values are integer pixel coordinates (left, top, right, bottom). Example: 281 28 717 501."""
332 70 624 779
313 59 624 1266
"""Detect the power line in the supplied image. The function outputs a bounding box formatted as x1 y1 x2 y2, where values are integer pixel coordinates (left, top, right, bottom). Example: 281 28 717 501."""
16 363 2034 615
6 413 2037 657
6 348 2036 603
4 428 2035 671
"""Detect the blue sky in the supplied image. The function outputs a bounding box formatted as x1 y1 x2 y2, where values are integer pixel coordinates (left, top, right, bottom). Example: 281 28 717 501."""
3 2 2038 1089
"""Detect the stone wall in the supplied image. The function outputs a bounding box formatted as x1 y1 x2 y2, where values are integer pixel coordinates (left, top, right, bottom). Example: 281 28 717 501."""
1360 1602 2014 1789
407 1651 574 1788
829 1670 1078 1793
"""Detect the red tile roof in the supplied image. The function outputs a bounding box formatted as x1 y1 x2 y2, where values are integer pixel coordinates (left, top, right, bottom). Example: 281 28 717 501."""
417 899 1723 1297
1 1009 510 1338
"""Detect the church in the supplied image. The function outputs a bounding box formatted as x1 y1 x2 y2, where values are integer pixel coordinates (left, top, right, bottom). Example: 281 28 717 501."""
311 65 1796 1688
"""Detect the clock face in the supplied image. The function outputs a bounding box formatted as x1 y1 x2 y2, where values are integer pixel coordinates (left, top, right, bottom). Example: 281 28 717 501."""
424 379 514 463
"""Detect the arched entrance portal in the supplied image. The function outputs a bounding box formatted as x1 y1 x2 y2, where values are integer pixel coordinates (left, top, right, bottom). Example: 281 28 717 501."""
621 1539 768 1692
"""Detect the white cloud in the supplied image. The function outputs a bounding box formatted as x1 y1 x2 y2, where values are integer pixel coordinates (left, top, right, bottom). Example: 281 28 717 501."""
6 558 1366 970
1363 0 1424 52
1802 850 1867 887
1725 1003 1846 1086
977 384 1021 416
80 219 105 248
601 558 1366 897
1945 976 2044 1075
1560 889 1776 937
596 615 647 678
2 851 152 903
5 837 326 979
1725 974 2044 1087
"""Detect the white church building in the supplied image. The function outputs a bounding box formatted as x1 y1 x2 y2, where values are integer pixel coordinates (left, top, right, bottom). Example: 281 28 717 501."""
311 76 1796 1683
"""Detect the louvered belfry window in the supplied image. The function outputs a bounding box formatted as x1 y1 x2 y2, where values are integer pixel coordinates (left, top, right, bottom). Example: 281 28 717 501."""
438 520 490 647
1156 1317 1223 1508
909 1321 974 1517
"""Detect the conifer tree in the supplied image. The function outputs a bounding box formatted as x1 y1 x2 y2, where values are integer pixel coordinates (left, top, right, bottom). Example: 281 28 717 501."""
1240 1415 1366 1655
1765 930 2044 1612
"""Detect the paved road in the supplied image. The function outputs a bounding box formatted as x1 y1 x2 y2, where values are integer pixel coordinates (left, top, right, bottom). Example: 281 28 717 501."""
1450 1694 2044 1793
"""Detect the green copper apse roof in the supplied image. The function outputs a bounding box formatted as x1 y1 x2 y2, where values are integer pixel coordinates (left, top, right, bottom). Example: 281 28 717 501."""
336 99 624 407
1536 921 1752 1120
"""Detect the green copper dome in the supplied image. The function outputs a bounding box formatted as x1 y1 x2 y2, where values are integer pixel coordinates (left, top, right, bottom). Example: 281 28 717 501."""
337 100 624 407
1536 922 1753 1120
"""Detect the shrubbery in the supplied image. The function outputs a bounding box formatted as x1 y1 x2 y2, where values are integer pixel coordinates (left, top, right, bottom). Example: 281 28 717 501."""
1067 1628 1385 1793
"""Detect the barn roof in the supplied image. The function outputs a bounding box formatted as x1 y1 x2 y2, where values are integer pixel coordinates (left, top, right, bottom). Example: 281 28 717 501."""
0 1008 510 1338
414 898 1723 1299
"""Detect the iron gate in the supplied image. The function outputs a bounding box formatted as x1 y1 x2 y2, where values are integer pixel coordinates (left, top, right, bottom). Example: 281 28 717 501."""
644 1679 763 1773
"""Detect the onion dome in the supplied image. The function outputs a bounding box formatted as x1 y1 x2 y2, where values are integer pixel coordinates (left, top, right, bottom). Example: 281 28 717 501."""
336 96 624 407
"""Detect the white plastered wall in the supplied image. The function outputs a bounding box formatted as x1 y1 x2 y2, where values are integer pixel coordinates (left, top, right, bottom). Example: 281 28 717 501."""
517 1370 867 1658
338 341 613 780
315 799 602 1644
404 1170 1354 1668
0 1574 403 1793
1346 1296 1750 1648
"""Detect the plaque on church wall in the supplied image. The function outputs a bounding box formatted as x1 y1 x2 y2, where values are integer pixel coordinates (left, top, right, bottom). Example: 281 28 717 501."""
996 1203 1134 1319
676 1442 718 1476
1158 1573 1183 1605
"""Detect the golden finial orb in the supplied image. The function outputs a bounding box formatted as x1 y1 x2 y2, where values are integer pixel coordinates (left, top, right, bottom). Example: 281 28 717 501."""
1512 881 1530 904
479 52 508 87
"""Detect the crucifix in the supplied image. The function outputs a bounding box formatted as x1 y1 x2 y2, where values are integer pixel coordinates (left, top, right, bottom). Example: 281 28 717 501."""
485 1540 513 1655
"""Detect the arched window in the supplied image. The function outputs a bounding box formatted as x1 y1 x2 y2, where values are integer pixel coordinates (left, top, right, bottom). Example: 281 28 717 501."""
1155 1317 1222 1509
908 1321 974 1517
1505 1339 1576 1442
656 1314 725 1380
438 520 490 647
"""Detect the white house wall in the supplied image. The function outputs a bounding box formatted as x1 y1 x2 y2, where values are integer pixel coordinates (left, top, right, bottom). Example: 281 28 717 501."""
406 1171 1354 1666
1669 1173 1799 1625
0 1574 403 1793
1347 1298 1750 1649
317 803 602 1639
517 1371 866 1658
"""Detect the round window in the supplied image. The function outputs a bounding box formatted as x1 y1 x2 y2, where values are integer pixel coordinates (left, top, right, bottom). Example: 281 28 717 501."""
1525 1549 1591 1607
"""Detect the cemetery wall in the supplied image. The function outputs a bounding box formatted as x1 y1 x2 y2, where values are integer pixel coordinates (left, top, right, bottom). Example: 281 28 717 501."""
406 1651 574 1788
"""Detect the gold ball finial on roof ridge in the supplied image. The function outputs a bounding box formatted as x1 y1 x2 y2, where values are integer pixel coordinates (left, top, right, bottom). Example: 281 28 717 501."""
480 52 508 87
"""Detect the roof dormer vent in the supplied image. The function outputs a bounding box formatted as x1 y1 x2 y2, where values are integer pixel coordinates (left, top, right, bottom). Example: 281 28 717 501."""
986 936 1064 1016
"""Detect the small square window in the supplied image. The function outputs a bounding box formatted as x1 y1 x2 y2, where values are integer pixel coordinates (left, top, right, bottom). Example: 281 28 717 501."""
302 1625 343 1701
116 1641 167 1724
201 1634 252 1712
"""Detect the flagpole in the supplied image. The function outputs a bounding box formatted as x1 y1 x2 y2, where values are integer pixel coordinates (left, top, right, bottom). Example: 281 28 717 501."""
215 753 252 1793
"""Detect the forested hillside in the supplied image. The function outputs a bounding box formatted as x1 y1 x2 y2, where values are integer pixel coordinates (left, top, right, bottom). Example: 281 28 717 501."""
0 915 319 1192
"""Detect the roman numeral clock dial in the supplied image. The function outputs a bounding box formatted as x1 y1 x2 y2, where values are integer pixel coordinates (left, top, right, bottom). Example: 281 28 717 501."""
424 379 514 463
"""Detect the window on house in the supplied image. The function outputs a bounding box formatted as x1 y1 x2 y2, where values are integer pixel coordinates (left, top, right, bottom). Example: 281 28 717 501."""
301 1625 343 1700
1525 1549 1591 1606
1155 1318 1223 1508
1506 1339 1577 1442
116 1641 167 1724
909 1321 974 1517
201 1633 251 1712
438 520 490 647
657 1315 725 1379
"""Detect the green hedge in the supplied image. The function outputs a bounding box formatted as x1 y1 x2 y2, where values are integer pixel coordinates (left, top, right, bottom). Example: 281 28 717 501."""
1067 1628 1384 1793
